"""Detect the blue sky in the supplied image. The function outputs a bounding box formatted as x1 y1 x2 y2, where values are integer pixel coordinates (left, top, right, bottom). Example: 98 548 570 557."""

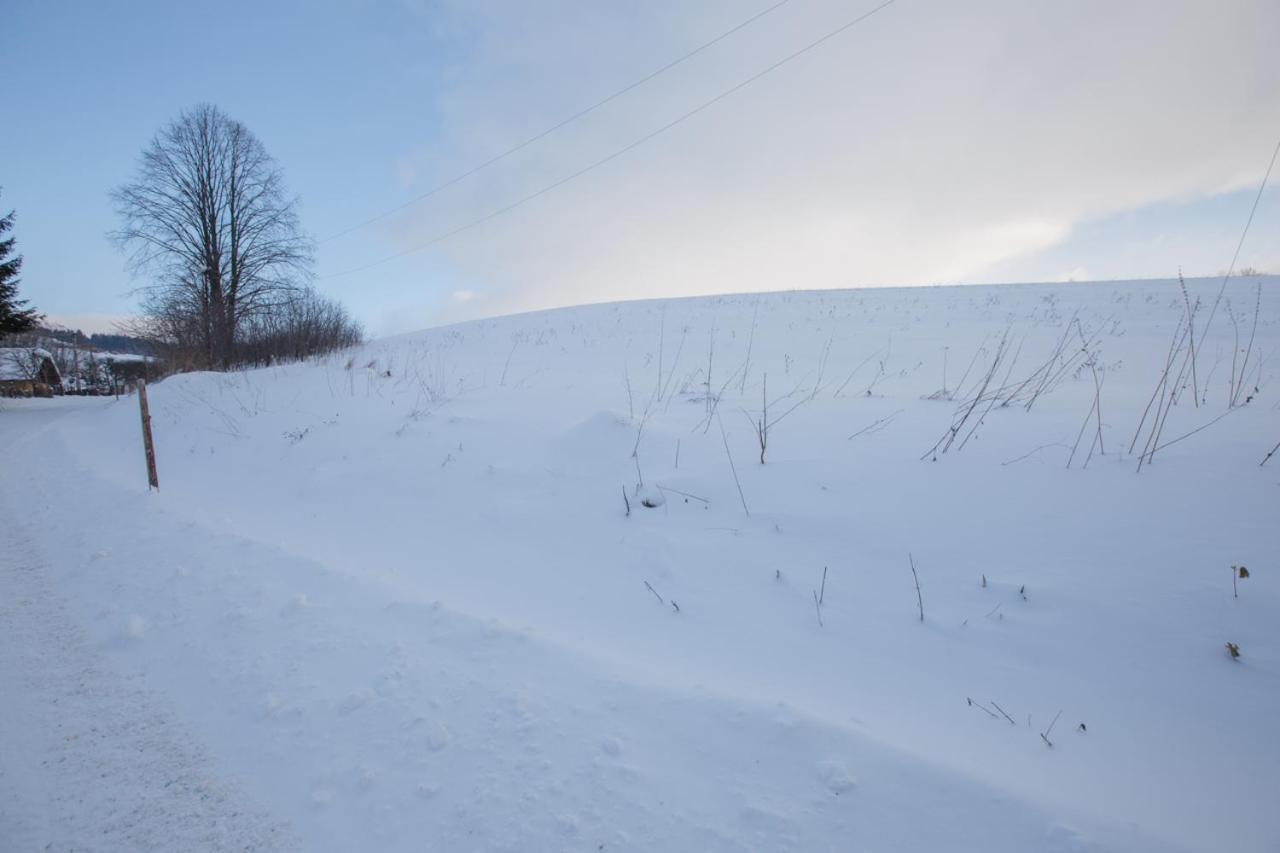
4 0 1278 336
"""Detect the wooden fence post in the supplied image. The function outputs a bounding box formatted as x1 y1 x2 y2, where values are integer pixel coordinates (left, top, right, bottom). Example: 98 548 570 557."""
138 378 159 491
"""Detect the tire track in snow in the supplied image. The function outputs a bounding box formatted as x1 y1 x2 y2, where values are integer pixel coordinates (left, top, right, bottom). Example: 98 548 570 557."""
0 496 297 852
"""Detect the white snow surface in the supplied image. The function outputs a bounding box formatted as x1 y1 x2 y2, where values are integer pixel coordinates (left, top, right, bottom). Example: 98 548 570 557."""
2 277 1278 852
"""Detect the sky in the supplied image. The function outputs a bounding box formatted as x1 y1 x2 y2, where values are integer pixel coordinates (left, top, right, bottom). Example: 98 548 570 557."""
3 0 1278 337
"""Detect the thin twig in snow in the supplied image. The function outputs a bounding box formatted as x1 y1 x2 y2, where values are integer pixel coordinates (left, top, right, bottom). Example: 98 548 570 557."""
967 697 998 719
909 553 924 622
1040 709 1063 748
655 484 709 504
847 409 902 439
991 701 1017 726
717 411 750 516
1261 437 1280 467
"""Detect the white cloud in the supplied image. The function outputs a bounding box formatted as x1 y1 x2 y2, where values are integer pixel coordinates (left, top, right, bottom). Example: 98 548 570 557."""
372 0 1280 320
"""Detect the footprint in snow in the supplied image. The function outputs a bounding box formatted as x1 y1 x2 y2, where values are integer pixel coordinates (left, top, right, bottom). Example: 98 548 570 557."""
816 759 857 794
309 788 336 808
282 593 319 614
337 688 376 714
1043 824 1095 852
425 721 451 751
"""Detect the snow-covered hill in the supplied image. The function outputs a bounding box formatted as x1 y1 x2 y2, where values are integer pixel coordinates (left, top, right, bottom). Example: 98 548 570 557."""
3 276 1278 852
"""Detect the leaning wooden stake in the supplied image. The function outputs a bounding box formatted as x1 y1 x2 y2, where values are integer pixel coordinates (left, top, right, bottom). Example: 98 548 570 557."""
138 378 159 491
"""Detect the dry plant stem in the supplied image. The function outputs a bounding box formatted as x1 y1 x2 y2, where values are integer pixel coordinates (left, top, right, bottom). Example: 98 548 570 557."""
1019 311 1079 411
1137 318 1196 471
833 346 884 398
655 484 709 503
1028 316 1107 410
739 297 759 395
697 362 747 435
1066 391 1098 469
956 347 1012 451
1067 357 1105 469
1029 314 1110 406
908 553 924 622
631 388 658 457
644 580 664 604
952 334 991 399
705 328 715 417
860 336 892 397
1231 283 1262 408
1178 270 1200 408
758 373 769 463
996 335 1025 397
1151 407 1239 455
1001 442 1070 466
812 590 824 627
941 346 949 397
818 566 828 606
967 698 998 719
848 410 902 439
500 339 518 386
991 701 1017 726
660 327 688 412
1040 709 1063 748
717 411 750 517
1229 305 1241 405
1129 316 1186 454
622 486 631 517
745 372 811 454
623 362 634 420
809 334 834 400
922 328 1011 459
1143 341 1195 468
1261 437 1280 467
956 335 1026 451
1088 362 1105 460
656 308 665 401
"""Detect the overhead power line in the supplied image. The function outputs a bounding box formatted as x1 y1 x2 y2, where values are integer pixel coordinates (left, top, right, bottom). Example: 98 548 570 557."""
1199 132 1280 347
319 0 795 244
323 0 899 279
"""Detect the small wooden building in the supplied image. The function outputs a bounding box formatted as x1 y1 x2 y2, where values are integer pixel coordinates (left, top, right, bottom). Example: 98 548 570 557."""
0 347 64 397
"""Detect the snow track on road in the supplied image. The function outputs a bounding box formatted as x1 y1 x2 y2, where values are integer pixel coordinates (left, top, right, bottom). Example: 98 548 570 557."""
0 421 295 852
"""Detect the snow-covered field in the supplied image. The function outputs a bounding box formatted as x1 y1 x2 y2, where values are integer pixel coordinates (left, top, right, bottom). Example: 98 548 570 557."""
2 277 1277 852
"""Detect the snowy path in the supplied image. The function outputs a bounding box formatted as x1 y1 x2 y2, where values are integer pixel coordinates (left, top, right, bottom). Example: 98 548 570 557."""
0 401 295 852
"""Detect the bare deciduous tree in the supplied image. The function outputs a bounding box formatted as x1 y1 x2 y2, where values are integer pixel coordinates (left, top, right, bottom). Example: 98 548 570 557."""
111 104 313 369
236 286 364 367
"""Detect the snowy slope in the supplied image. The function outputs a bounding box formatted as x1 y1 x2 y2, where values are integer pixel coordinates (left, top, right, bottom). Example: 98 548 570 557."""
2 276 1278 852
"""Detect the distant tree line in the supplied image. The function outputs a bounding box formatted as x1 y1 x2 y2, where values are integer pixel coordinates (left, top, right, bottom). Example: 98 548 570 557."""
111 104 361 371
15 325 158 356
